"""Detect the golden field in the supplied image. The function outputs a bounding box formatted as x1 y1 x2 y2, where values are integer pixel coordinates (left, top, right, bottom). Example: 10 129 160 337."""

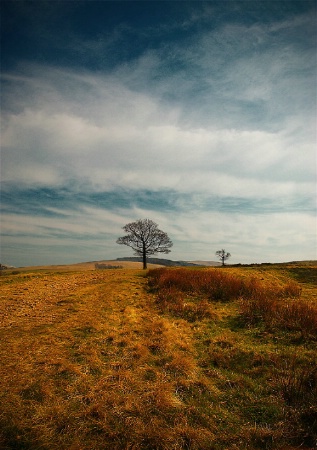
0 261 316 449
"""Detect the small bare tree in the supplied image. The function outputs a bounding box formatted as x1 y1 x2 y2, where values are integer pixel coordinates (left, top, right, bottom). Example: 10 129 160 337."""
216 249 231 266
116 219 173 269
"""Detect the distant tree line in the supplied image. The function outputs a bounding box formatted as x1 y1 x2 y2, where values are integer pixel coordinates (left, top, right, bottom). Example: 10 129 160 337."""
95 263 123 270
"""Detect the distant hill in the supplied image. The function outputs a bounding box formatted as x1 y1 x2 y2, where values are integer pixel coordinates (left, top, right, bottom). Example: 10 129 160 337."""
190 260 221 267
116 257 220 267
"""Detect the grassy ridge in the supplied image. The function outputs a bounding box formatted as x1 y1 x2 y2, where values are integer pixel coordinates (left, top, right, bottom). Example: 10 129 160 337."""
0 263 316 449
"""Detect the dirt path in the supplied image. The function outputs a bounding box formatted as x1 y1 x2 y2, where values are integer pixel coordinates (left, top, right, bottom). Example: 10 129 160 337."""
0 269 203 449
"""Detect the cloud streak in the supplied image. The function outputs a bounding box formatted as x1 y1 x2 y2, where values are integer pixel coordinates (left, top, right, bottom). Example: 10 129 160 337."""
1 1 316 266
2 67 314 189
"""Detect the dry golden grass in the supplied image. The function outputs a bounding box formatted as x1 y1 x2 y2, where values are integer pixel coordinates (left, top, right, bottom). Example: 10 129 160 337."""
0 262 316 449
5 259 163 273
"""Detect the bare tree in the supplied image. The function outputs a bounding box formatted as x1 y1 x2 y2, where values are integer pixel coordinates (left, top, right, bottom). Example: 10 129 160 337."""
216 249 231 266
116 219 173 269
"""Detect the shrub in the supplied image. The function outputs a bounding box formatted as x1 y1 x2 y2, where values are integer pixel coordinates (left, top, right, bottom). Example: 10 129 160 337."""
278 300 317 338
95 264 123 269
154 287 214 322
148 268 245 301
240 296 317 339
148 268 302 304
148 268 314 338
273 356 317 446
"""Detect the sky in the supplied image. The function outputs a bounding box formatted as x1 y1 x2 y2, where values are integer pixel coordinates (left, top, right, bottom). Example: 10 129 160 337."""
1 0 316 267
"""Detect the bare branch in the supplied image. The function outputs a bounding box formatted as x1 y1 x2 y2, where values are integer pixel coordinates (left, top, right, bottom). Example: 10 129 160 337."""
117 219 173 269
216 249 231 266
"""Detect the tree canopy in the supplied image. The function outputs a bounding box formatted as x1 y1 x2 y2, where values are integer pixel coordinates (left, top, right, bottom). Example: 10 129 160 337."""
216 249 231 266
116 219 173 269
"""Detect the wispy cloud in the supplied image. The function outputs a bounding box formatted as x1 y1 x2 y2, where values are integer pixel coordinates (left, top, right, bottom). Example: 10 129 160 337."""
1 1 316 266
2 66 314 190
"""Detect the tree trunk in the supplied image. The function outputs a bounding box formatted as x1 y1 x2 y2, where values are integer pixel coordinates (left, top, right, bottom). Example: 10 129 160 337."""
142 245 147 270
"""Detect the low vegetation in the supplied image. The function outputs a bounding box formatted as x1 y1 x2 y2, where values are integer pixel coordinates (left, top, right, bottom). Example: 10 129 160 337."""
95 263 123 269
0 262 316 449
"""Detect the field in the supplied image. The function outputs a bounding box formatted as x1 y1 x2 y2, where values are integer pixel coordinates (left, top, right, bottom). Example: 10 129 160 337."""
0 261 316 449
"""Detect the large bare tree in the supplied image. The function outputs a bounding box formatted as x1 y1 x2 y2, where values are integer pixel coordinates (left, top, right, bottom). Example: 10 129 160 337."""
116 219 173 269
216 249 231 266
